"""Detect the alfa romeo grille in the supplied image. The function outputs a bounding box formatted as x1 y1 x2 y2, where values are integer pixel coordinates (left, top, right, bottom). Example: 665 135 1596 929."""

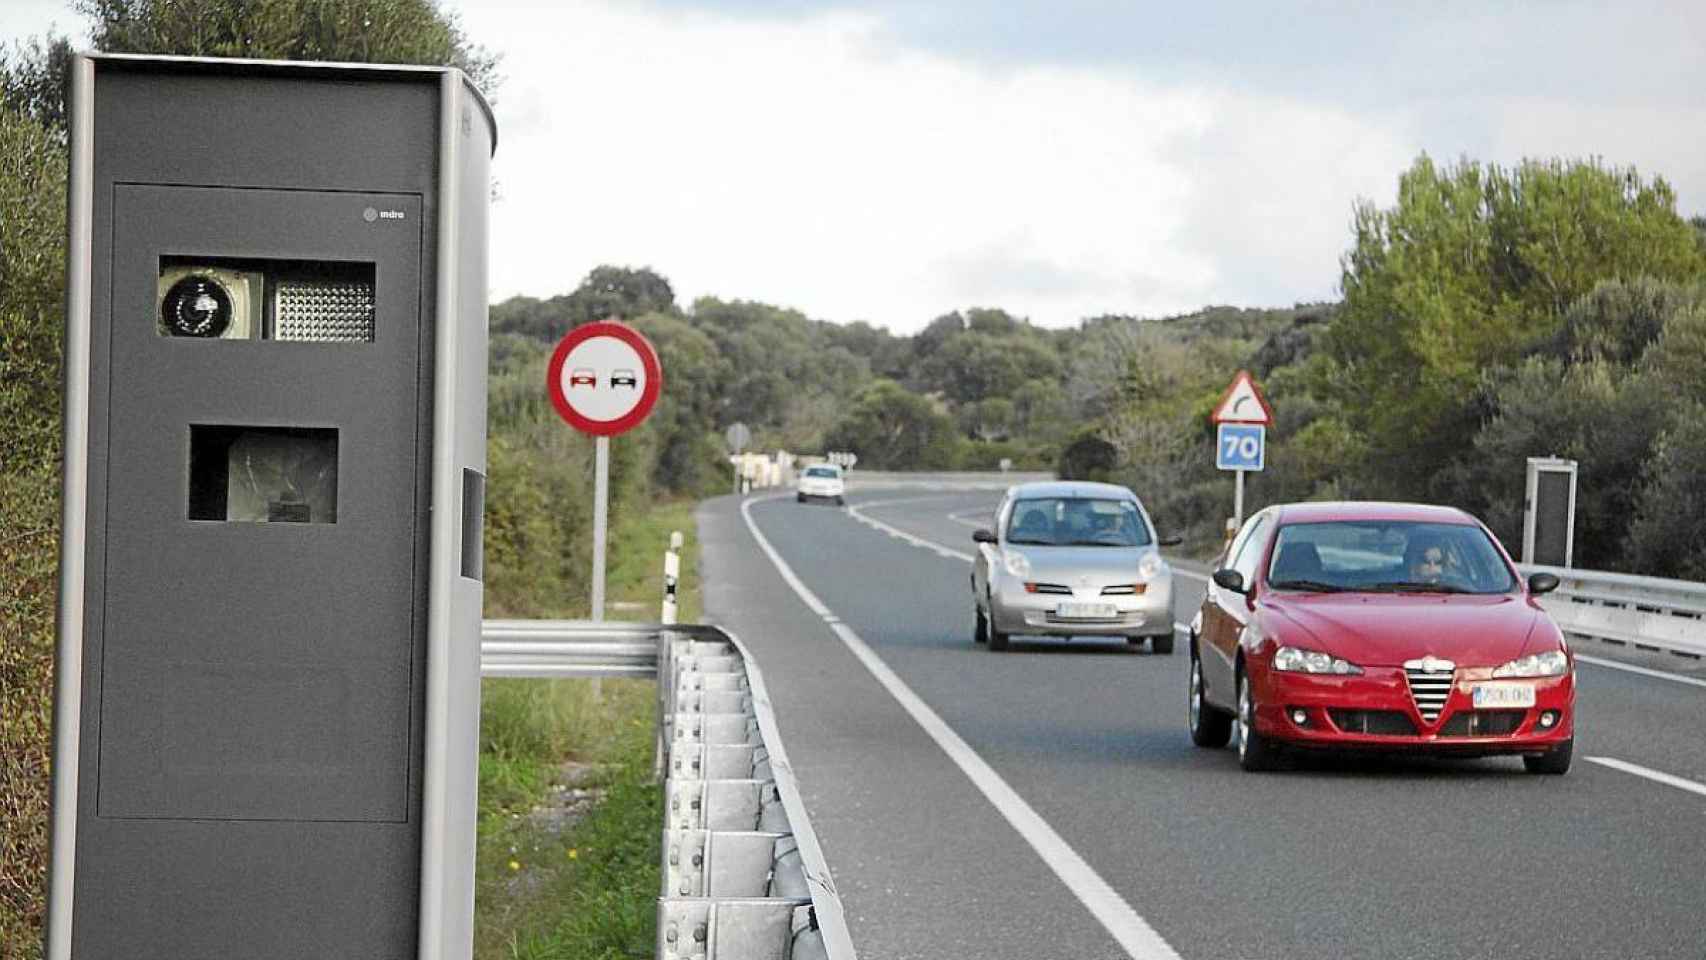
1405 665 1454 722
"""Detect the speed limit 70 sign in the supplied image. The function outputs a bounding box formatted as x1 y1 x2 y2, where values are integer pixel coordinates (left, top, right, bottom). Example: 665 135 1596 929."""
1216 423 1264 472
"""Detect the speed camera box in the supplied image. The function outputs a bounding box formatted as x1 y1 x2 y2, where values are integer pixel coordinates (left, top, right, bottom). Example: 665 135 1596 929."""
47 54 494 960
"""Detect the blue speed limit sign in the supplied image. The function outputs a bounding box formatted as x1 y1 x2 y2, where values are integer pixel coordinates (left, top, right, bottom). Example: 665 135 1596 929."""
1216 423 1265 471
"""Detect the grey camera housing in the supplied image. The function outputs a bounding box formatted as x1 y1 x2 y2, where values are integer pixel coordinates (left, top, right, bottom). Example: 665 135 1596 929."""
49 54 494 960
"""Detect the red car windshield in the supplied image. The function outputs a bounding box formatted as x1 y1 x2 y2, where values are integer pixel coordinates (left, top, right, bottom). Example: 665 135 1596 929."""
1266 520 1517 594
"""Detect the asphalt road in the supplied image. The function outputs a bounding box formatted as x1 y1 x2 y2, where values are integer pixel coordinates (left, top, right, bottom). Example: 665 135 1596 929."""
698 486 1706 960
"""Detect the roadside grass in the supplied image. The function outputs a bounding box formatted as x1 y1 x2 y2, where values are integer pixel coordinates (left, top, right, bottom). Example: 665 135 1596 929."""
474 499 700 960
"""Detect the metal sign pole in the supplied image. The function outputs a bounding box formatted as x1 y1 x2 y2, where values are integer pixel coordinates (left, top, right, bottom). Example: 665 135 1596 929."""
1234 468 1245 530
592 434 609 621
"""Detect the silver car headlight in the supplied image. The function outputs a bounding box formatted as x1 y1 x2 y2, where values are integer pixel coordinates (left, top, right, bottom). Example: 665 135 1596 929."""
1138 552 1166 581
1492 650 1569 678
1273 645 1363 675
1003 550 1031 579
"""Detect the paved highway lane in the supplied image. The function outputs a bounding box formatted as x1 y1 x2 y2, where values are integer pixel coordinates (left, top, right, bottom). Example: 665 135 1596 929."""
700 488 1706 960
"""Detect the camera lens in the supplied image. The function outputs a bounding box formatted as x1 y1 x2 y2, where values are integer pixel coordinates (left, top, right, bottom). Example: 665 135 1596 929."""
161 274 233 338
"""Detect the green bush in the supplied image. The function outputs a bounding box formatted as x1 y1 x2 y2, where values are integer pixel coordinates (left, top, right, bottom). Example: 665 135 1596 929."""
0 105 67 959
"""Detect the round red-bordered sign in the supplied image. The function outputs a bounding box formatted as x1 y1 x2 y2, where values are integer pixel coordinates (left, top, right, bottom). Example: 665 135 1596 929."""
546 321 663 436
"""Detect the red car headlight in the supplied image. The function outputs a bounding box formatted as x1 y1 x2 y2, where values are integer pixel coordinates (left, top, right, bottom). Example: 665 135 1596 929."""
1273 645 1363 675
1492 650 1569 678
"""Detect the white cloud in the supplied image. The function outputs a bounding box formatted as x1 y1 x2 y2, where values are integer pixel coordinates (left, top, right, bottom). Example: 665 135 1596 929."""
460 2 1429 330
0 1 80 43
461 2 1232 330
1164 93 1415 307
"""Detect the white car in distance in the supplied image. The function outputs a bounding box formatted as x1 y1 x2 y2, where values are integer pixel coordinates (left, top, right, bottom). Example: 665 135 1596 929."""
796 464 846 506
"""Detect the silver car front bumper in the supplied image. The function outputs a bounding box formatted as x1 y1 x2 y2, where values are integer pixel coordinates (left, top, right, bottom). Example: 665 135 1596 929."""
988 575 1173 637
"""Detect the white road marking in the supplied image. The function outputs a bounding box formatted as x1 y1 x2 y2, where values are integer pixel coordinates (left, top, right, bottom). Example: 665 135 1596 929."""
1575 653 1706 691
1586 756 1706 800
741 495 1183 960
846 497 977 562
947 509 989 528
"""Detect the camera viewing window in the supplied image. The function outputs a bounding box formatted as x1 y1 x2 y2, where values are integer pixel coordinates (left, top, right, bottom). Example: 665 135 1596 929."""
189 425 339 523
158 257 376 343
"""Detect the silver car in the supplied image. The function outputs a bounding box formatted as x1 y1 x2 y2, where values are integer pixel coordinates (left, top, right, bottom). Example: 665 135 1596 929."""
970 481 1181 653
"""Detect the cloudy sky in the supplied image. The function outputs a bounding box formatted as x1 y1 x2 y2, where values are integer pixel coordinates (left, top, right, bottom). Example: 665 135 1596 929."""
6 1 1704 332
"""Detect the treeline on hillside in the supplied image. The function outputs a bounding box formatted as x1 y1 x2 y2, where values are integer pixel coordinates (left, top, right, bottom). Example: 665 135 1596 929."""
491 270 1323 478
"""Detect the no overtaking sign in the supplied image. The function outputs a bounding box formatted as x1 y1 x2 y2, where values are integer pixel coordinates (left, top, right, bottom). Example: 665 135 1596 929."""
545 319 664 620
546 320 663 436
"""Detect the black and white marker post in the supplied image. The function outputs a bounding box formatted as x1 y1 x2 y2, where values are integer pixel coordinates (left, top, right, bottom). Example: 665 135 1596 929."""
547 319 664 620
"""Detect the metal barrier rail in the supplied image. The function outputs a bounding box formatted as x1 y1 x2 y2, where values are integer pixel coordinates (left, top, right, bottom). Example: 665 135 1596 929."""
478 619 856 960
480 619 662 677
1521 564 1706 659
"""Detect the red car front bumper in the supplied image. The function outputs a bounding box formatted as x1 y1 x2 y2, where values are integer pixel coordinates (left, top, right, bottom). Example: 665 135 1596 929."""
1250 662 1574 756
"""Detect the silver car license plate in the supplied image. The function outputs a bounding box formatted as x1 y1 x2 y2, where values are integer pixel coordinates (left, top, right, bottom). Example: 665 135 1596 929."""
1055 601 1118 620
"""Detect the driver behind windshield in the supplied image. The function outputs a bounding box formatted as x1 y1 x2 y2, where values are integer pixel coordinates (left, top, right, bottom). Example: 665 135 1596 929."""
1405 537 1453 584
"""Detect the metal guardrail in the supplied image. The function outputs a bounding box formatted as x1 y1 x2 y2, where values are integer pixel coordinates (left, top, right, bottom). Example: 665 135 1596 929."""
480 619 662 677
1521 564 1706 659
478 618 856 960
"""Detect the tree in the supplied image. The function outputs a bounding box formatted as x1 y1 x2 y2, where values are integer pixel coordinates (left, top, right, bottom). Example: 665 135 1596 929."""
1641 294 1706 411
1324 155 1706 496
919 331 1059 405
958 397 1014 442
1539 277 1706 367
565 265 674 325
75 0 499 92
0 105 68 958
1438 358 1665 570
822 380 957 469
1625 409 1706 581
0 34 74 135
1058 430 1117 481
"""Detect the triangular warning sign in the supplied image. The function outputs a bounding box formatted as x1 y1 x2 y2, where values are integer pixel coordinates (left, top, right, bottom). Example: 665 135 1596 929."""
1211 370 1274 425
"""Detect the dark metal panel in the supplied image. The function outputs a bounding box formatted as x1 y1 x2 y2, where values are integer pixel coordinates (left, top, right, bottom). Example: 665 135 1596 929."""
94 68 438 194
73 182 430 958
96 184 423 822
1534 471 1571 568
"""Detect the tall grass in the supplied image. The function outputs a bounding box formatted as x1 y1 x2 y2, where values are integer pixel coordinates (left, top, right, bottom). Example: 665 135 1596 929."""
473 498 700 960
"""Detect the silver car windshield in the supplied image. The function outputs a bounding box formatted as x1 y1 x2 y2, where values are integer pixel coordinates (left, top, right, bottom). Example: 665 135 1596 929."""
1005 497 1150 547
1266 521 1517 594
803 467 839 478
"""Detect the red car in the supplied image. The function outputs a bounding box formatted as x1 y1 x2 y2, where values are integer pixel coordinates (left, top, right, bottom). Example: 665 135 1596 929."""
1188 501 1574 774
